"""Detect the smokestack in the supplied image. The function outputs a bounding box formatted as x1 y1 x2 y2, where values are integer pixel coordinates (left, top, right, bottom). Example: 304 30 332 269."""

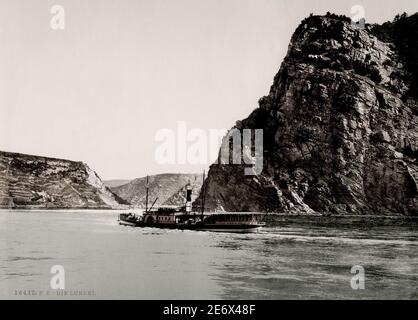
186 181 192 214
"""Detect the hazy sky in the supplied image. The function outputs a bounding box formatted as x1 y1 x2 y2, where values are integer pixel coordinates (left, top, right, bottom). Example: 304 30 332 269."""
1 0 417 180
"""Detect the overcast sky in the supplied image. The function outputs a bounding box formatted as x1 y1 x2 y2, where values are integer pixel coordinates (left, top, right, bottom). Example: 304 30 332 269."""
1 0 417 180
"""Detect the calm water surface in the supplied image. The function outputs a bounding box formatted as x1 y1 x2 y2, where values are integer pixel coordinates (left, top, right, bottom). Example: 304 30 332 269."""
0 210 417 299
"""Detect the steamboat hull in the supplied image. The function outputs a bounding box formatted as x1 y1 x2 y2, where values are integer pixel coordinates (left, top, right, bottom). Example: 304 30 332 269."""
196 225 263 233
118 212 265 233
119 220 138 227
137 223 262 233
119 218 264 233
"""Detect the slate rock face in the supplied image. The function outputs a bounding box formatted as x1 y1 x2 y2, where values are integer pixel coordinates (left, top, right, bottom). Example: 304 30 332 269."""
0 151 126 209
197 14 418 215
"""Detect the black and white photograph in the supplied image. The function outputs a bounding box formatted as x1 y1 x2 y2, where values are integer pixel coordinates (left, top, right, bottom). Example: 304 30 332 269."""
0 0 418 308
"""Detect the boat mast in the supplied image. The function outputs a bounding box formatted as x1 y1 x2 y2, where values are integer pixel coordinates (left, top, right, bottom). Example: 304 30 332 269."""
201 170 206 216
149 197 159 212
185 180 192 215
145 175 149 213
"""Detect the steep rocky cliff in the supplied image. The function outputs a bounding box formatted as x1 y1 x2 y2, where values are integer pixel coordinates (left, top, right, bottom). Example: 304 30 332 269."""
112 173 202 207
0 151 126 209
197 13 418 215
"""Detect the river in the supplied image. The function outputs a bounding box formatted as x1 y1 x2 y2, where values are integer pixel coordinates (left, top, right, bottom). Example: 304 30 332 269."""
0 210 417 299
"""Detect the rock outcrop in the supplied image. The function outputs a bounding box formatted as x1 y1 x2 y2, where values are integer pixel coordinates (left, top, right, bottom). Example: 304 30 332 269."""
0 151 127 209
196 13 418 215
111 173 202 208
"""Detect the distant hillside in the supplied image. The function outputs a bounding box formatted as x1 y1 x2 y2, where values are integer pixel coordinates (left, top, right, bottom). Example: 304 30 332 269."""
104 179 131 188
0 151 127 209
111 173 203 207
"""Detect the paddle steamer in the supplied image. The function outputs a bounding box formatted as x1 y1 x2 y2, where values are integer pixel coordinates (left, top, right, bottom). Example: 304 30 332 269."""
118 173 265 233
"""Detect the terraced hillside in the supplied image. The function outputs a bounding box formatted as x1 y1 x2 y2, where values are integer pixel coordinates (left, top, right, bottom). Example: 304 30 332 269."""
0 151 126 209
